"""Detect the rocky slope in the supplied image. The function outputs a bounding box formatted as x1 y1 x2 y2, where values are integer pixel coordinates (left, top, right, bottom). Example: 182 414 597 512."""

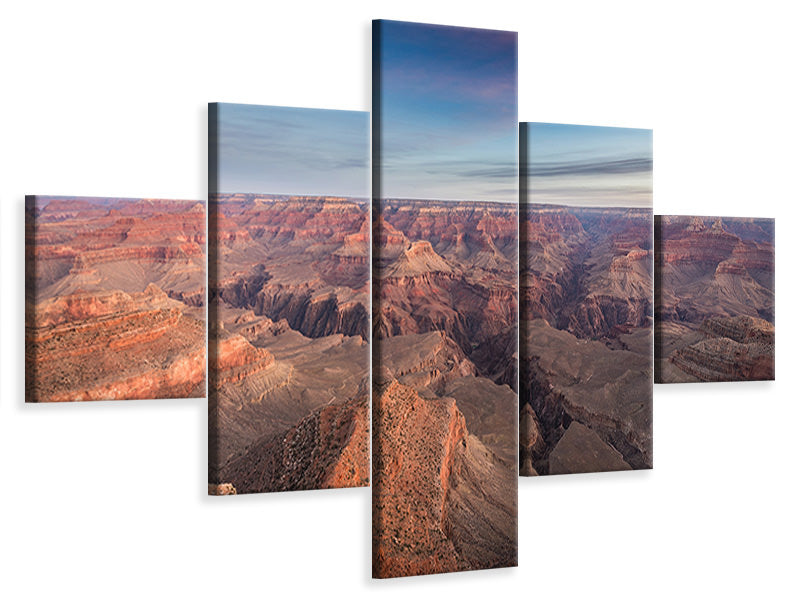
217 383 369 494
372 380 517 578
26 284 205 402
666 316 774 382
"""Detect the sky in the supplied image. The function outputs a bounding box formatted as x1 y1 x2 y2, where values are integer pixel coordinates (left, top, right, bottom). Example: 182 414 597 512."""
375 20 517 202
213 103 368 197
524 122 653 208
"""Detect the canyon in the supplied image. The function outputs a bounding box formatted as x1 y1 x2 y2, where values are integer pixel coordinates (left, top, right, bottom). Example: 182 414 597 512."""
520 204 654 475
25 197 206 402
655 216 775 382
372 199 518 577
208 195 370 494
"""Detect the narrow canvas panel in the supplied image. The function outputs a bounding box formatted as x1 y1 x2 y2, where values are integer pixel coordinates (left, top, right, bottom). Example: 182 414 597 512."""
24 195 206 402
655 215 775 383
519 123 653 476
208 103 370 496
372 20 518 577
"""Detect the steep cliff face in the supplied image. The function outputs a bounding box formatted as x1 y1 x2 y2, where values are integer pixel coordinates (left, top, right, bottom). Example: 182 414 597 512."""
253 286 369 341
567 294 651 339
372 380 517 578
213 196 369 342
210 332 276 388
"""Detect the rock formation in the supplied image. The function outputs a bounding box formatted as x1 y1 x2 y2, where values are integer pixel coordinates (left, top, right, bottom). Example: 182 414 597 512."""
372 199 518 577
655 216 774 383
25 196 206 402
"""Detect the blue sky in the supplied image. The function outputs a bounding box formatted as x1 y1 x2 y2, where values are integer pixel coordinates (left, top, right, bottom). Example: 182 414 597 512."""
375 20 517 202
213 103 368 197
524 123 652 207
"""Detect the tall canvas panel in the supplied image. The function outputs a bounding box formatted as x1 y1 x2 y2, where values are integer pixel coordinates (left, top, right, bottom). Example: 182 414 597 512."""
655 215 775 382
25 195 206 402
208 104 370 495
519 123 653 475
372 20 518 577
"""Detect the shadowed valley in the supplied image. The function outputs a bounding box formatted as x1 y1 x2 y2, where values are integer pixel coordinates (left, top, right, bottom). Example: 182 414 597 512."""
520 204 653 475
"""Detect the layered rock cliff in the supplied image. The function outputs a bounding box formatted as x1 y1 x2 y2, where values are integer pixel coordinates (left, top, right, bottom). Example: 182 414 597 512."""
26 284 205 402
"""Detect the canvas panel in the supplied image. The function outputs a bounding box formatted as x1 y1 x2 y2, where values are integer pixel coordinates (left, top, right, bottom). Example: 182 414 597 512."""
24 195 206 402
207 103 370 496
654 215 775 383
372 20 519 577
519 123 654 475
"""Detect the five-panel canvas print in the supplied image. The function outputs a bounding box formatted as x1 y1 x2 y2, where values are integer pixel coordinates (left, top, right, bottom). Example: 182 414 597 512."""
22 17 775 580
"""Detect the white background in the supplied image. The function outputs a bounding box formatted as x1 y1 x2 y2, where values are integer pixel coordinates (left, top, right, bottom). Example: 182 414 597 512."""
1 1 797 598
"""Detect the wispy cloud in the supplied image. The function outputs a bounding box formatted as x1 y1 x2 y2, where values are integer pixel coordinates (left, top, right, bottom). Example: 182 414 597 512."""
527 157 653 178
376 20 518 202
215 104 368 196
